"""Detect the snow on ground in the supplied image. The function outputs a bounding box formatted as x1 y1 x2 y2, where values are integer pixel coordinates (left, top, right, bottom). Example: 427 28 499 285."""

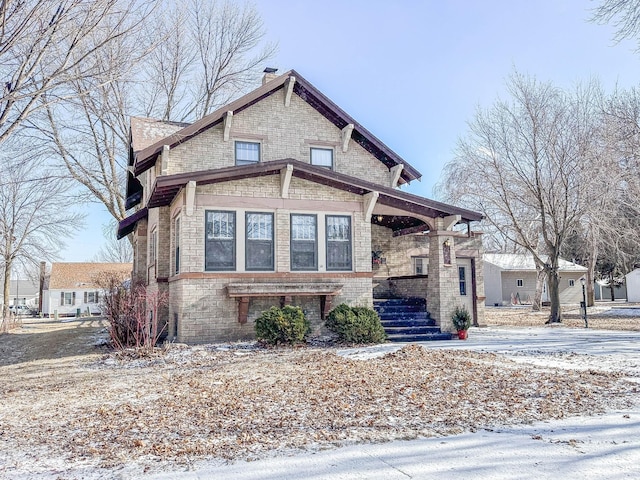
145 327 640 480
149 409 640 480
2 325 640 479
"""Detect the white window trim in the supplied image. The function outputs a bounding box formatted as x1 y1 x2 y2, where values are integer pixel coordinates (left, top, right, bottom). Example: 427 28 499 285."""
516 279 524 287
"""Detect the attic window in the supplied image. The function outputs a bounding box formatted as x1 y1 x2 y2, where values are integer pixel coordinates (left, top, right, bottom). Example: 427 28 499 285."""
516 279 523 287
235 141 260 165
310 147 333 169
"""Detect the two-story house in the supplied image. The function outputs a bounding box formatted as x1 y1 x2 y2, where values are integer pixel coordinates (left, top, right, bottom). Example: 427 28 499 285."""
118 69 484 343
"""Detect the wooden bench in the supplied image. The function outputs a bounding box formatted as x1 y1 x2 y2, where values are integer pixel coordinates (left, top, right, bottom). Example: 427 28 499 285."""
226 282 344 324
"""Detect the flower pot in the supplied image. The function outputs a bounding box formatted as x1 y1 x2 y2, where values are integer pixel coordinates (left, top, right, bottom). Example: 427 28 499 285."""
457 330 468 340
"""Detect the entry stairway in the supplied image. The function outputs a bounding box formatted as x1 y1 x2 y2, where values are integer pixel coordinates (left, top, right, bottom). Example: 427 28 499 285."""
374 297 453 342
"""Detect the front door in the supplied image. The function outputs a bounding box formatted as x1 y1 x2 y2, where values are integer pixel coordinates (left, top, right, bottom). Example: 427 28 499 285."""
457 258 475 317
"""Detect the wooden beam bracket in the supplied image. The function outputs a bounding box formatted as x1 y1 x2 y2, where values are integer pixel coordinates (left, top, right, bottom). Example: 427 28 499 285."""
223 111 233 141
341 123 354 152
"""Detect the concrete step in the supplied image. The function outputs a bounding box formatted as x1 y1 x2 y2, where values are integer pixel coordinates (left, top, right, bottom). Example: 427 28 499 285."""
386 332 453 342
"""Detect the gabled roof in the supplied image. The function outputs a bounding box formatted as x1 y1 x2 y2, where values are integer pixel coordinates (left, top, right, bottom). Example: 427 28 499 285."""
483 253 587 272
47 263 132 290
130 70 422 184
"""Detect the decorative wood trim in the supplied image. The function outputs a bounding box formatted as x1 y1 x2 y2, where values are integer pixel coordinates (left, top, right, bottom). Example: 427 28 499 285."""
362 191 379 222
280 164 293 198
161 145 170 175
392 224 429 237
341 123 354 152
389 163 404 188
169 271 373 282
303 139 339 147
443 214 461 230
284 76 296 107
237 297 249 324
185 181 196 216
223 111 233 141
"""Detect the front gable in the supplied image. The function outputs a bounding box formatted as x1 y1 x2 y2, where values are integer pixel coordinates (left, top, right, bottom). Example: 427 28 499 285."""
164 90 394 186
130 70 421 185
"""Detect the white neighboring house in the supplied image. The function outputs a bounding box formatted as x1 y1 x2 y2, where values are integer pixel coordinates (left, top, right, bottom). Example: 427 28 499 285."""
626 268 640 303
0 276 40 312
483 253 588 307
42 263 132 317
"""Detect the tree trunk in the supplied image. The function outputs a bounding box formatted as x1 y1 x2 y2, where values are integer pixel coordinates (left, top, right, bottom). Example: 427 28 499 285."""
609 271 616 301
2 261 10 321
586 247 597 307
532 268 545 311
547 268 563 323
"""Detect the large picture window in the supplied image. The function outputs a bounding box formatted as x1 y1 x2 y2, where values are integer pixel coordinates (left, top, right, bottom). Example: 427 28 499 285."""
310 147 333 169
246 212 274 270
235 141 260 165
291 214 317 270
326 215 352 270
205 211 236 271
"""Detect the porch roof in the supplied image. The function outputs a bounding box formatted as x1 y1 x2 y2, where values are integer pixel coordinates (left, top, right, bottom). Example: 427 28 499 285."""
145 159 483 224
116 207 148 240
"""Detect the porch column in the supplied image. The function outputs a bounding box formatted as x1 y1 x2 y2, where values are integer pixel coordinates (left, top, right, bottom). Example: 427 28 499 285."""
427 218 458 332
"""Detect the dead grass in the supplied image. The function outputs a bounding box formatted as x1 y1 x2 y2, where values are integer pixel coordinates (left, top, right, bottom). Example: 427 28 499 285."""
484 304 640 331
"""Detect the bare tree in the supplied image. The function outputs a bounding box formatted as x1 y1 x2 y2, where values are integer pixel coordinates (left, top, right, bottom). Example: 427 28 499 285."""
39 0 275 223
438 73 604 323
94 221 133 263
0 157 82 321
592 0 640 49
0 0 153 147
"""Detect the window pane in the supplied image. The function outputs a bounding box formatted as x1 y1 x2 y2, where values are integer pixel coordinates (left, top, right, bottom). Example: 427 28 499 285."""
235 141 260 165
246 212 273 270
205 211 236 270
311 148 333 168
459 267 467 296
291 214 317 270
326 215 351 270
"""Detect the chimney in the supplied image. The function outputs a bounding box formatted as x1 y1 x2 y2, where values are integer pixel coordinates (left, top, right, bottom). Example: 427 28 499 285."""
262 67 278 85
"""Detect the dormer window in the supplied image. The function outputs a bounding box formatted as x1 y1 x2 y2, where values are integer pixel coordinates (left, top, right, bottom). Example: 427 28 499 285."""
310 147 333 169
235 141 260 165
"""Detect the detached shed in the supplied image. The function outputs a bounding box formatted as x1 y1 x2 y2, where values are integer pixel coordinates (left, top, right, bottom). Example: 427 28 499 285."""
626 269 640 303
483 253 587 306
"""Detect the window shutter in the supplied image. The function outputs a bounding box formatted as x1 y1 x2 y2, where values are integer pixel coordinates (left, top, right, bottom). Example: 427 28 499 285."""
72 292 76 305
60 292 64 306
84 292 87 303
96 291 100 302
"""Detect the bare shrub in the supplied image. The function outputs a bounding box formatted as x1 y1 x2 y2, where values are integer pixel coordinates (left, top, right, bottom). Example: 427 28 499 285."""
96 272 168 353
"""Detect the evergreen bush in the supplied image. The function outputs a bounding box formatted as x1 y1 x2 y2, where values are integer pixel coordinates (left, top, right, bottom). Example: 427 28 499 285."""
326 304 387 344
255 305 309 345
451 305 472 331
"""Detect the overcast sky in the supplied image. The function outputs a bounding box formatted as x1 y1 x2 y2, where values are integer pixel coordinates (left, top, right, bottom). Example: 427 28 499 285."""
60 0 637 262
